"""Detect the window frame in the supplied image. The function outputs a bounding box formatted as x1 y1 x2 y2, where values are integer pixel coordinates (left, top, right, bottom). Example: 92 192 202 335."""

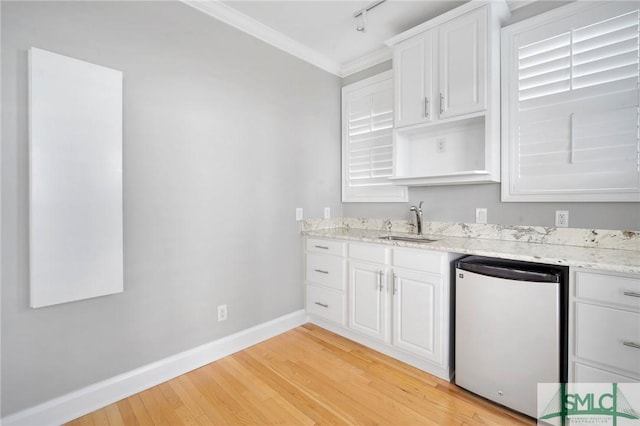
501 0 640 202
342 70 408 203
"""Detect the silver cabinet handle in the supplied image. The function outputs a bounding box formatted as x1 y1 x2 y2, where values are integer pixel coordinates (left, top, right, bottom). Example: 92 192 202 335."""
623 291 640 298
623 341 640 350
314 269 329 274
393 273 397 295
314 245 329 250
424 97 429 118
314 302 329 308
378 271 384 292
439 93 444 115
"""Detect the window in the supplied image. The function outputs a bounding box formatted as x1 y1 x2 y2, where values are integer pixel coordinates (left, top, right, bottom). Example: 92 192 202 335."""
518 10 639 101
342 71 408 202
501 1 639 202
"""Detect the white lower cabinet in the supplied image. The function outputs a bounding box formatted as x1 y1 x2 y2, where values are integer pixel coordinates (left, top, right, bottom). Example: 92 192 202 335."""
349 260 388 342
569 268 640 383
306 284 345 325
306 238 459 380
304 238 347 326
392 269 443 364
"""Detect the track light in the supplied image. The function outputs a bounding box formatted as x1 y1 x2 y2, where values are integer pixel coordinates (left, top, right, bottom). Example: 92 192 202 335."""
354 0 386 33
356 10 367 32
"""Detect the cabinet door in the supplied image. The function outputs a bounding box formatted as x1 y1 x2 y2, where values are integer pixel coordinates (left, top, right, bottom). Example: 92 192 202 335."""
348 261 388 342
438 6 486 118
392 269 443 364
394 31 433 127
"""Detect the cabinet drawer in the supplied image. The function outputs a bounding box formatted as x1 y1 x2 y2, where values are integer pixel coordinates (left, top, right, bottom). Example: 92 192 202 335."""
573 362 638 383
575 303 640 375
350 243 387 264
306 284 344 324
306 253 345 290
307 238 345 256
576 270 640 311
392 248 443 274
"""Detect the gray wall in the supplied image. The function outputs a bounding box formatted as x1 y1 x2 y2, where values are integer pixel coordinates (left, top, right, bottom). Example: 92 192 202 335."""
1 1 341 416
343 184 640 230
342 1 640 231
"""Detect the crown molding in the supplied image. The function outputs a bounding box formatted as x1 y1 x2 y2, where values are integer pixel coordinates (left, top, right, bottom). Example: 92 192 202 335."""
506 0 537 11
340 47 392 78
181 0 342 76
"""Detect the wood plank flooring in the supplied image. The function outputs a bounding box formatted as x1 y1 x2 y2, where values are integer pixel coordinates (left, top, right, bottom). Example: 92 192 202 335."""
67 323 534 425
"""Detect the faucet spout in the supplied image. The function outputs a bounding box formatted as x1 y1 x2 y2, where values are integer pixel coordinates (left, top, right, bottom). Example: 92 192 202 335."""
410 201 424 236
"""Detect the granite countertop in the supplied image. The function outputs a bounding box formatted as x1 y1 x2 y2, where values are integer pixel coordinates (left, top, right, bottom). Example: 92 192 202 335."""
301 218 640 275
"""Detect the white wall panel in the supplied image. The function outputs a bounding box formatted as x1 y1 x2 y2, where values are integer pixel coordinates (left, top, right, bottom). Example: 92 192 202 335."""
29 47 123 308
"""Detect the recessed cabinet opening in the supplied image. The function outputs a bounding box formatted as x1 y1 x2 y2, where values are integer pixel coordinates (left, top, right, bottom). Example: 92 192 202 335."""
393 116 486 181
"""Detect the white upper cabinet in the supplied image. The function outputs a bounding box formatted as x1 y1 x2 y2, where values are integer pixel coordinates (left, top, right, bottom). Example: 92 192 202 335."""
393 7 489 127
394 31 433 127
386 1 509 186
438 7 487 118
501 1 640 202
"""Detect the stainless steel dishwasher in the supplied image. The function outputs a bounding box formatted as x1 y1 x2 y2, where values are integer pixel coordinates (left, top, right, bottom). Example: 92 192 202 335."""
454 256 568 418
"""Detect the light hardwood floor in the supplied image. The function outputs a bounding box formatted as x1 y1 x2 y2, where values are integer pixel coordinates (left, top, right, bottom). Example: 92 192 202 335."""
67 323 534 425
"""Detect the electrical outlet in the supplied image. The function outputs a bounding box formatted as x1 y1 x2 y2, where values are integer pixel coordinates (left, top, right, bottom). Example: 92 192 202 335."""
475 208 487 224
436 137 446 153
324 207 331 219
295 207 303 221
217 304 228 322
555 210 569 228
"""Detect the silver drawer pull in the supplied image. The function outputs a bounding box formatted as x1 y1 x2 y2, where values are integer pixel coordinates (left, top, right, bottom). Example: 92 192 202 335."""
314 302 329 308
314 269 329 274
623 291 640 298
314 245 329 250
623 341 640 350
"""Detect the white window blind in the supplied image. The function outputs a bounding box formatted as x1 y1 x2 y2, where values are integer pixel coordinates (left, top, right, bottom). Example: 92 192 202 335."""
518 9 639 101
342 71 407 202
502 1 640 202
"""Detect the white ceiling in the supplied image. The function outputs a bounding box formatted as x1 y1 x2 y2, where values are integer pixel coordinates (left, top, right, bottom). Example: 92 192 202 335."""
184 0 469 76
223 1 466 71
184 0 534 76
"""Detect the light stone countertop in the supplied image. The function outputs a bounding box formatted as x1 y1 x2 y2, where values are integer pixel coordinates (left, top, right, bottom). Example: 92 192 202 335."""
301 219 640 275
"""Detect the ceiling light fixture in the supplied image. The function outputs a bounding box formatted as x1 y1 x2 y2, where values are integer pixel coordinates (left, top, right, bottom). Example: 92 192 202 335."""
354 0 386 33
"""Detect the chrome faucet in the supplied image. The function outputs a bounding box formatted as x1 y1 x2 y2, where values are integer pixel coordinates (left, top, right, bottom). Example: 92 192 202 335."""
410 201 424 236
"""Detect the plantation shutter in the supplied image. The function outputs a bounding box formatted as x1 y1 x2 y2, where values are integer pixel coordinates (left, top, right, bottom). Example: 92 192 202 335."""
342 72 407 202
502 2 640 202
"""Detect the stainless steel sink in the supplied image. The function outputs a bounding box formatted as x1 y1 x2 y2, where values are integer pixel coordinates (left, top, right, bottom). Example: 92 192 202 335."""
378 235 438 243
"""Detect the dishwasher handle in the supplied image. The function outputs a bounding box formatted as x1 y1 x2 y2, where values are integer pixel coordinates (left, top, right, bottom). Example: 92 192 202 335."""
456 257 563 283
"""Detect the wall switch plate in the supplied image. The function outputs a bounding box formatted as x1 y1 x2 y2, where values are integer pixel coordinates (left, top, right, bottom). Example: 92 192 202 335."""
555 210 569 227
296 208 303 221
324 207 331 219
217 304 227 322
475 208 487 224
436 137 446 154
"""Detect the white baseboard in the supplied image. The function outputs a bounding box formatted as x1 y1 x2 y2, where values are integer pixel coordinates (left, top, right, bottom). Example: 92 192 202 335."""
2 310 308 426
